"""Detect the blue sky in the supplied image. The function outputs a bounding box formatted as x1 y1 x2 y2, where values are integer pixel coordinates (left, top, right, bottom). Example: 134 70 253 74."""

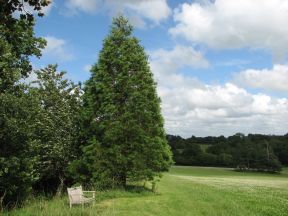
30 0 288 137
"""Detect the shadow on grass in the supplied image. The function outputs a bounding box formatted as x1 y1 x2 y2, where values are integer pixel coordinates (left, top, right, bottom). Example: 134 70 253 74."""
125 184 153 193
96 184 156 203
232 168 281 174
2 184 158 215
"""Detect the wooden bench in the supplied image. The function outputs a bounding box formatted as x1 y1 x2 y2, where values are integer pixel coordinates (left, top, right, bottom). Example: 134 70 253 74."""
67 186 95 208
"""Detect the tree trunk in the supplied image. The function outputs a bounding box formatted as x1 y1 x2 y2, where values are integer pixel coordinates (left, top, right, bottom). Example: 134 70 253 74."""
0 191 6 211
120 172 127 188
56 176 64 197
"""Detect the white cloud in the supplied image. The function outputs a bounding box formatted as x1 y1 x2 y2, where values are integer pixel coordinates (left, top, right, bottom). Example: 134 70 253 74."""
65 0 171 26
169 0 288 59
83 64 92 72
65 0 98 14
22 69 38 86
43 36 74 61
150 47 288 137
160 81 288 137
216 59 250 68
150 45 209 77
234 64 288 92
123 0 171 24
41 1 54 15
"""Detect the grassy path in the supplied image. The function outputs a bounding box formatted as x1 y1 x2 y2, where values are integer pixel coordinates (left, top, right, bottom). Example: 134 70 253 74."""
5 166 288 216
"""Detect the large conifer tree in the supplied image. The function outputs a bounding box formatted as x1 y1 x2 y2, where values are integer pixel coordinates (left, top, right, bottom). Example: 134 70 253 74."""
82 16 172 187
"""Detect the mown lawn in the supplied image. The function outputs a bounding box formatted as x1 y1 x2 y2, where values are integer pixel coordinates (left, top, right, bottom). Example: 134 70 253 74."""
5 166 288 216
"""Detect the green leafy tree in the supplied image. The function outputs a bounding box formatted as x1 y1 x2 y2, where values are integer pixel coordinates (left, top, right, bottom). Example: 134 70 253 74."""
180 144 202 165
29 65 81 195
0 0 49 92
0 87 38 208
270 136 288 165
80 16 172 188
0 0 50 208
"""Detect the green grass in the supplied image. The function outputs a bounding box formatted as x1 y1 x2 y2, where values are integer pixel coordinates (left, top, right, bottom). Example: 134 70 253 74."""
4 166 288 216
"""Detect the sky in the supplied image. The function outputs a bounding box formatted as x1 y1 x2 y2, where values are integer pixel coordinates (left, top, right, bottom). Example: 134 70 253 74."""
30 0 288 138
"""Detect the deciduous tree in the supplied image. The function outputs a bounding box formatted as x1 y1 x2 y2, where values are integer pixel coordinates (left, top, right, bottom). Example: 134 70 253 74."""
0 0 50 207
29 65 81 195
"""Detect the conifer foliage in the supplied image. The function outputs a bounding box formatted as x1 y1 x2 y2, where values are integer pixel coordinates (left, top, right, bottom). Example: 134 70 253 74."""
81 16 172 187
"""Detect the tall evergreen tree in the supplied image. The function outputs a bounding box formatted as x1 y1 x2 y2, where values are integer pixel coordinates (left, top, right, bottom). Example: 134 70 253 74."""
81 16 172 187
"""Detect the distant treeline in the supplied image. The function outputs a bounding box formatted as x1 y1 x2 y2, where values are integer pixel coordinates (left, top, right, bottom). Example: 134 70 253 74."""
167 133 288 172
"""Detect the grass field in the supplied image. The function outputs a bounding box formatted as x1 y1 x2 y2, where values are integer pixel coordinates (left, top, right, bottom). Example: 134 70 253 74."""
5 166 288 216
